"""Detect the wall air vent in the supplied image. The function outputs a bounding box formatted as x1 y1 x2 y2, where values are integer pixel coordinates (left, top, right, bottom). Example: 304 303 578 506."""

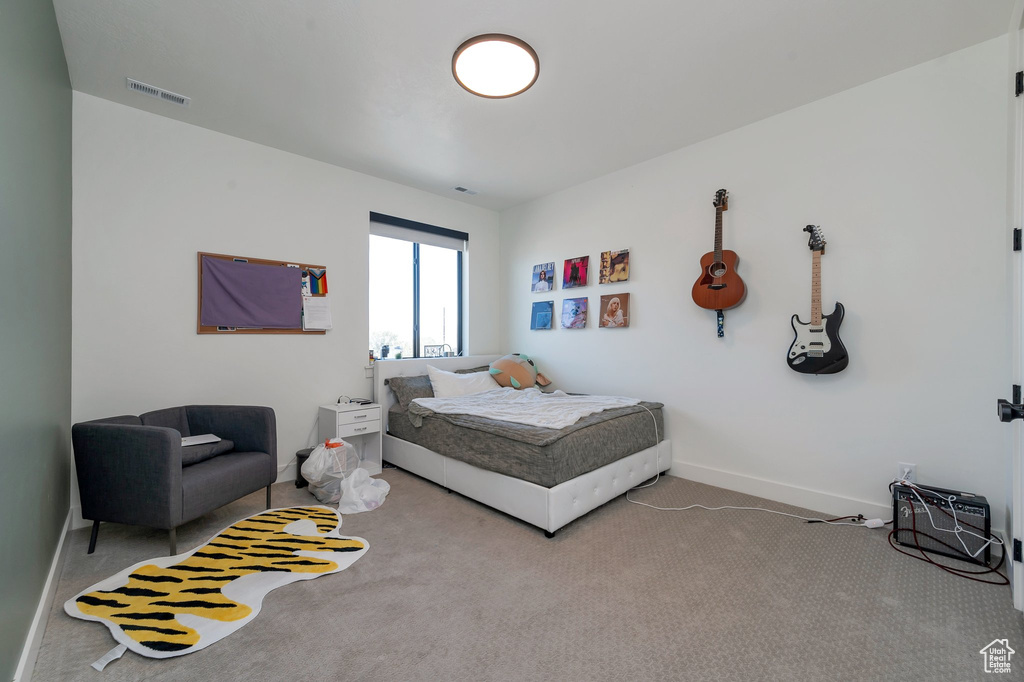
452 186 478 196
126 78 190 107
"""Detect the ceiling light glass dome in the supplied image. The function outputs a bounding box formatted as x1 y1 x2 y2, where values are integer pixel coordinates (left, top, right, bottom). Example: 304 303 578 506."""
452 34 539 99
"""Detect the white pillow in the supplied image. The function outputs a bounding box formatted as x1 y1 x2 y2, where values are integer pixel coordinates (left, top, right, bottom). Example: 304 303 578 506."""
426 365 500 398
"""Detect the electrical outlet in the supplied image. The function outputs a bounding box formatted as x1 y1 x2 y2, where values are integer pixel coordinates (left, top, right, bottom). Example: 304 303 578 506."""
897 462 916 483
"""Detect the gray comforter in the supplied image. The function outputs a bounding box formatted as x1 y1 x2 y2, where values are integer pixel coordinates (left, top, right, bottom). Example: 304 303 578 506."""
392 399 664 487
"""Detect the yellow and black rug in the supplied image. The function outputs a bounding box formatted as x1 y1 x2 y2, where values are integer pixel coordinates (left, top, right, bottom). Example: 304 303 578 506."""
65 506 368 660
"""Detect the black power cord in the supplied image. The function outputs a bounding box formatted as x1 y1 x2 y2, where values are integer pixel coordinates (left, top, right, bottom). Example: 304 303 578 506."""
887 495 1008 586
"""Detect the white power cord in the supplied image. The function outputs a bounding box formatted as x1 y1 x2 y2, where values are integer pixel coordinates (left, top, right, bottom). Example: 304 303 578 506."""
276 413 321 475
277 456 298 475
626 408 885 527
630 403 662 490
627 496 873 526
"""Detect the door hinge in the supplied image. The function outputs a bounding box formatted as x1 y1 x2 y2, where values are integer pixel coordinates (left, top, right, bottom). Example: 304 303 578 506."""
1015 228 1022 252
1016 71 1023 97
1014 538 1022 562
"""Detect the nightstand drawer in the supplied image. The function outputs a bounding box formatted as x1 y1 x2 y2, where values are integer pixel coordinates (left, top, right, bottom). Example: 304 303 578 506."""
336 407 380 426
337 419 381 439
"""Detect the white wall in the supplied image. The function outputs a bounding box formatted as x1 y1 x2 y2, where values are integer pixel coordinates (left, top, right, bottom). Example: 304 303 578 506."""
71 93 500 523
501 37 1012 528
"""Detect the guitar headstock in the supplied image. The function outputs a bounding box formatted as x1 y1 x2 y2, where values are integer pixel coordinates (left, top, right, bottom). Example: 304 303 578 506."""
713 189 728 211
804 225 826 253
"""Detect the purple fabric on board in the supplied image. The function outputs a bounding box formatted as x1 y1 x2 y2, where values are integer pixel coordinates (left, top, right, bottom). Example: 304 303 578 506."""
200 256 302 328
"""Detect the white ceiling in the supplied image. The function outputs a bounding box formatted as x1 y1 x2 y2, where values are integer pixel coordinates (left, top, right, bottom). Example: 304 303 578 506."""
53 0 1015 210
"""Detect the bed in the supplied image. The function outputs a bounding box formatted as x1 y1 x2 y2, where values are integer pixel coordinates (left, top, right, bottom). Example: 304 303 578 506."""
374 355 672 536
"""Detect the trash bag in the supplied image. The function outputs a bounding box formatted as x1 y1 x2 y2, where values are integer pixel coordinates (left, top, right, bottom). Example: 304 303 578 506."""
301 438 358 504
337 468 391 514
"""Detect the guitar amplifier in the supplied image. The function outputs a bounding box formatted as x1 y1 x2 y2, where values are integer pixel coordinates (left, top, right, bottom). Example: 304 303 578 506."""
892 484 991 565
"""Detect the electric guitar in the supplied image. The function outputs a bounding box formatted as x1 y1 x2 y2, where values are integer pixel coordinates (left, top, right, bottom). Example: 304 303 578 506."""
787 225 848 374
691 189 746 310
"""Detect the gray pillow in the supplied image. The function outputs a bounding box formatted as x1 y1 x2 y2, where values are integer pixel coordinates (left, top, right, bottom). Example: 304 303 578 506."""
388 374 434 409
454 366 492 375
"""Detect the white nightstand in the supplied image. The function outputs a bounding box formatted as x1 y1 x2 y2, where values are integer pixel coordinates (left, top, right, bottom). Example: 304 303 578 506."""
318 403 382 475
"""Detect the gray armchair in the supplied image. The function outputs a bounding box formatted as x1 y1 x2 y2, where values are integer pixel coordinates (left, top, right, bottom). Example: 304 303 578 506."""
72 405 277 555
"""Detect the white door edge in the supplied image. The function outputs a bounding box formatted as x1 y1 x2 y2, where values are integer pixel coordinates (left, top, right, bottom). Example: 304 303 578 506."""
1008 0 1024 613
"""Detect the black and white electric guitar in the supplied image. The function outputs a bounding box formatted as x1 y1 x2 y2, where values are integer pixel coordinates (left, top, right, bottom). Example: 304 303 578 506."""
787 225 849 374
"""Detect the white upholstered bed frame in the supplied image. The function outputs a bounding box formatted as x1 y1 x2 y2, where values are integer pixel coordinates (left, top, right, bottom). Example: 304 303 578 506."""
373 355 672 536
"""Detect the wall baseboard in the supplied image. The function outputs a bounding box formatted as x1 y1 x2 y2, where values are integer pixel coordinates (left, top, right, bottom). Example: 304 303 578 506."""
668 460 892 520
69 505 88 531
668 461 1010 556
13 510 72 682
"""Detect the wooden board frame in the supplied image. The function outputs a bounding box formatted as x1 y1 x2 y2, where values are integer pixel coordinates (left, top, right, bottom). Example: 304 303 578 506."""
197 252 327 335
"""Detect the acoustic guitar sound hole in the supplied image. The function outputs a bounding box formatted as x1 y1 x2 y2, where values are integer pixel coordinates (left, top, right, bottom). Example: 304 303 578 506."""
709 262 727 278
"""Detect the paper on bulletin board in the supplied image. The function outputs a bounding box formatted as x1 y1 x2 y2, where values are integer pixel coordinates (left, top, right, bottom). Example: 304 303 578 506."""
302 296 332 330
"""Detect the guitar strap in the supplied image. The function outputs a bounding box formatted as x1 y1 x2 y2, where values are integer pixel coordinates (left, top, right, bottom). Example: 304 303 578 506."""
716 309 724 338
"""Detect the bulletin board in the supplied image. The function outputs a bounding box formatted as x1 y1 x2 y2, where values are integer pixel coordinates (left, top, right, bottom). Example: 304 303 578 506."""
197 252 328 335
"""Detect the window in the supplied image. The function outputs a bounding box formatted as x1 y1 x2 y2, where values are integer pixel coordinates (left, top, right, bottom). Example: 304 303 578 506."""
368 213 465 359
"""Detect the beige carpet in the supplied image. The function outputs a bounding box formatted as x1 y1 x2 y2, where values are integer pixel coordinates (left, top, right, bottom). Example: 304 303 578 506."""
33 470 1023 681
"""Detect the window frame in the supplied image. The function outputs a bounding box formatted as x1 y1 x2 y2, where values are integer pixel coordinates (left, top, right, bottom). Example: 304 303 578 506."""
369 212 467 358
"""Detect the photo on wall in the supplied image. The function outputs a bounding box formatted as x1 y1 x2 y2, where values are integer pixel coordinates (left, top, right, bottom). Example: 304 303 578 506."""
532 262 555 292
561 297 588 329
599 293 630 328
599 249 630 284
531 301 554 330
562 256 589 289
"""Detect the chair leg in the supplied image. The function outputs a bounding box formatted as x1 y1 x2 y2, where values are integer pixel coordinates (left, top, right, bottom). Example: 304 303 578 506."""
87 520 100 554
266 485 272 509
169 528 177 556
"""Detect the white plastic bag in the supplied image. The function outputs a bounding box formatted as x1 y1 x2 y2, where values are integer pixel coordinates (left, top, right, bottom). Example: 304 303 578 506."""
337 468 391 514
301 438 358 504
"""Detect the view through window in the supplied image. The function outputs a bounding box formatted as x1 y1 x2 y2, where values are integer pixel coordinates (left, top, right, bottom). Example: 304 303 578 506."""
368 216 464 359
417 243 460 356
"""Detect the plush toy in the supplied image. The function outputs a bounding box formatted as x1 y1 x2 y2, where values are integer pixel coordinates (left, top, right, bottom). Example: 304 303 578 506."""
489 353 551 389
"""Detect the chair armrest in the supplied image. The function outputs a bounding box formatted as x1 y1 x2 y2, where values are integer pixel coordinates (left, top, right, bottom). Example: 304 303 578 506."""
71 423 182 529
185 406 277 458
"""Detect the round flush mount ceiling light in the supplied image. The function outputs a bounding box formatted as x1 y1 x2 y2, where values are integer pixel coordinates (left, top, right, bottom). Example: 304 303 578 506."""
452 34 539 98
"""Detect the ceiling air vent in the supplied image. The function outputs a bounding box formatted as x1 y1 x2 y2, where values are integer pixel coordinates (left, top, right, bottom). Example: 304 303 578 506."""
126 78 190 107
452 186 478 196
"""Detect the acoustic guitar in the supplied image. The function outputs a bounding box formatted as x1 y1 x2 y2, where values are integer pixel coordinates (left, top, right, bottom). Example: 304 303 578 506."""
787 225 848 374
691 189 746 310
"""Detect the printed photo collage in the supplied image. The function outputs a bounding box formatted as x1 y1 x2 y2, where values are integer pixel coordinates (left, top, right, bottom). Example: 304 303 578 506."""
530 250 631 330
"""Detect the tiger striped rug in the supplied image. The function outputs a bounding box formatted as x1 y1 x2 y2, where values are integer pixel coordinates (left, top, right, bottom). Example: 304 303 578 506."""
64 506 368 662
